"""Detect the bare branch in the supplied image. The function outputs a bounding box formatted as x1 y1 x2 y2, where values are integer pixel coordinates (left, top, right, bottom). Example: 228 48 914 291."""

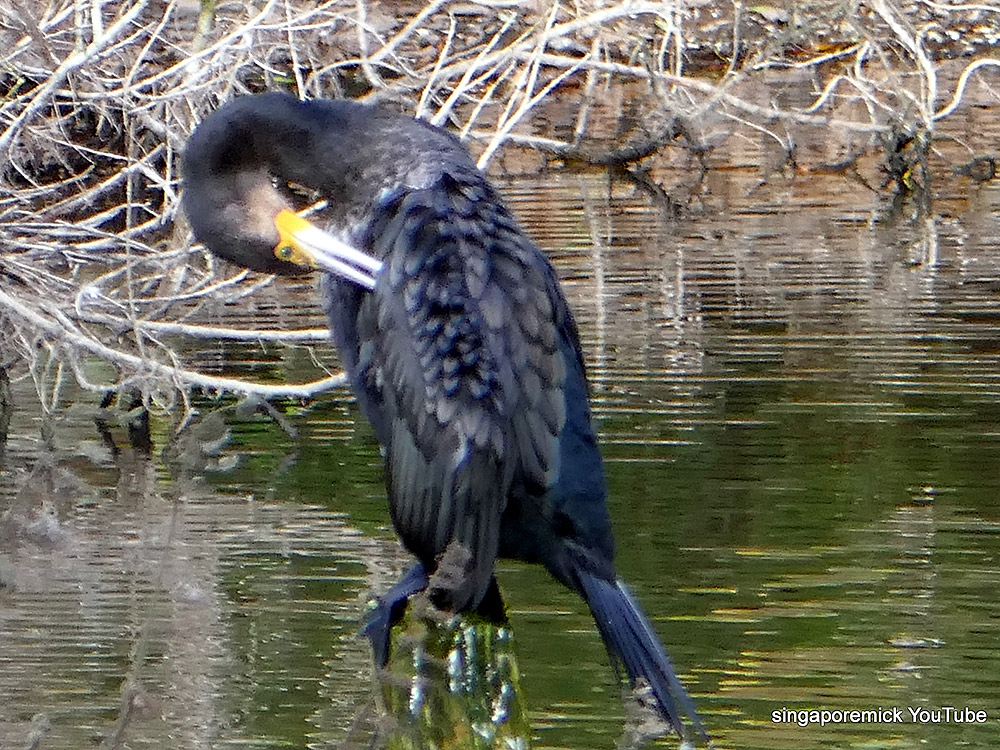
2 0 995 416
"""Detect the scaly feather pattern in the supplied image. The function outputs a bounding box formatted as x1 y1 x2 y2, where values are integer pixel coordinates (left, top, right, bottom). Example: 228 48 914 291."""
347 173 568 612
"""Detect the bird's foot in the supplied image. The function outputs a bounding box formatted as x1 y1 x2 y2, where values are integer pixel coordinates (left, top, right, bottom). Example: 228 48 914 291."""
359 563 429 668
360 597 397 669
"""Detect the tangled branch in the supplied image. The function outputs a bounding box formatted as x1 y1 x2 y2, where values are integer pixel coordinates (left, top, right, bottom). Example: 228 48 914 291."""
0 0 997 418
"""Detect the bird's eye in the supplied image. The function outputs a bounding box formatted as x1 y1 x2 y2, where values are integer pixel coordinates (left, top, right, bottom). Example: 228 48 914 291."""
275 244 294 261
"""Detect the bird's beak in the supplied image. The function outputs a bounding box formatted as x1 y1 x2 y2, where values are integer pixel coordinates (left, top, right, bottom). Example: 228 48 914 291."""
273 209 383 291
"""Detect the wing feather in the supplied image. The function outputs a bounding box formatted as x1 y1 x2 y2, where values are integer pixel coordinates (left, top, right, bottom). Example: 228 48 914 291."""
345 171 570 612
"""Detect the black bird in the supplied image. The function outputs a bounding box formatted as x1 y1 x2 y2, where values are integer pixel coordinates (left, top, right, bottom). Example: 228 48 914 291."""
183 92 705 742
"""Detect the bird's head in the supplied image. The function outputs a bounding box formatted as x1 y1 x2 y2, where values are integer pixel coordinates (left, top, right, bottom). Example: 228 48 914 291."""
181 94 381 287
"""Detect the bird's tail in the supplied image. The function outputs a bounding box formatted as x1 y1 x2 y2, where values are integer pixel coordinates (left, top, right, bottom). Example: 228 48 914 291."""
577 568 707 743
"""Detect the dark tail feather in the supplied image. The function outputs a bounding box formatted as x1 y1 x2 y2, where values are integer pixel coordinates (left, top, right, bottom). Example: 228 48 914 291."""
578 569 707 742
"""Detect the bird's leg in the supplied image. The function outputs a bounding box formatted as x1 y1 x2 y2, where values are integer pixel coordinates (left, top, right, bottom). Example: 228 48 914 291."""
360 562 429 667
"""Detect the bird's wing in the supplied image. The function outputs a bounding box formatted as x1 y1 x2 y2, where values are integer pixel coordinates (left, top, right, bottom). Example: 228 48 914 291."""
353 172 570 612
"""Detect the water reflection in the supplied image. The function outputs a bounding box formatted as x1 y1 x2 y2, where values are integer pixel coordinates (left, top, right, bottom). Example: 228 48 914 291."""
373 619 529 750
2 162 1000 749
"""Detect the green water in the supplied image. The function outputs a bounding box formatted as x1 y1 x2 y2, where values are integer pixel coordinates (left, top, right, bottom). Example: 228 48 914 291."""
2 167 1000 749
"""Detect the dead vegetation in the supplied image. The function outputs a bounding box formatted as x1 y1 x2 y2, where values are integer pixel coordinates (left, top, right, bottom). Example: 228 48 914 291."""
0 0 998 424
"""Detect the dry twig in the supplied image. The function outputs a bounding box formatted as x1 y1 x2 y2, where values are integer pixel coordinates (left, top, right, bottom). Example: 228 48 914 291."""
0 0 996 420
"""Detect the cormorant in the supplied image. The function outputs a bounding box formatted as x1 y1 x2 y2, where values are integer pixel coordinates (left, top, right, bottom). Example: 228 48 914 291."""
182 92 705 742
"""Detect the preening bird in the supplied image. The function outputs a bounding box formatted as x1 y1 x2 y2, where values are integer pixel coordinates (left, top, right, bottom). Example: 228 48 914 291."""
182 92 705 742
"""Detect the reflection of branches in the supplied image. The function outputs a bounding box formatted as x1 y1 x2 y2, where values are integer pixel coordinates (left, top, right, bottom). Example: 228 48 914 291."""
1 0 997 413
